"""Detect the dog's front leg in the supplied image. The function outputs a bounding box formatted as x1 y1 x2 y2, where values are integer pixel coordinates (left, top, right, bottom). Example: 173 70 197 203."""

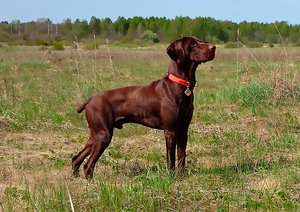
177 109 193 175
164 129 177 171
177 127 189 175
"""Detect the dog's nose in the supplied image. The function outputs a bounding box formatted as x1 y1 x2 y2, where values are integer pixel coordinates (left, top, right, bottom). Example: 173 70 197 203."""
210 45 216 51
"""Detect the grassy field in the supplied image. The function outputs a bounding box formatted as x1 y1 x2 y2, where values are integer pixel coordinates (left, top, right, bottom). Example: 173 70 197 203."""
1 42 300 211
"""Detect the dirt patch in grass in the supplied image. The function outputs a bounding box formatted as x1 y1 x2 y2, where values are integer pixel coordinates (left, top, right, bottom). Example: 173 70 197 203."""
0 131 75 188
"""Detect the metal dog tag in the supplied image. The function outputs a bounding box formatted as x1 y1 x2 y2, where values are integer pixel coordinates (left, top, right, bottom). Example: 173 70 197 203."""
184 89 192 96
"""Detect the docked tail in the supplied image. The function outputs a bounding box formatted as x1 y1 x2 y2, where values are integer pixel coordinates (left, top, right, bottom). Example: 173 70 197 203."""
77 97 93 113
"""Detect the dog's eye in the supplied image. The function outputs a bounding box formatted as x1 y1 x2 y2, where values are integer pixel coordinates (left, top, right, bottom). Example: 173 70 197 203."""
190 43 197 47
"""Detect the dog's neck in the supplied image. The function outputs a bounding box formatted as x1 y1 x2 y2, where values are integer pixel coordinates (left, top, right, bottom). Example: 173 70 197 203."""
168 60 199 86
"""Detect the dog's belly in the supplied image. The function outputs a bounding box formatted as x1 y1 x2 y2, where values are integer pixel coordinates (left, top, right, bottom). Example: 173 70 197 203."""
114 116 163 130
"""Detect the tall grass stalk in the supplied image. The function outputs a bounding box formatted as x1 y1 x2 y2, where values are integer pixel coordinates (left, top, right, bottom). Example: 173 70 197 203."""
106 38 114 78
234 35 264 72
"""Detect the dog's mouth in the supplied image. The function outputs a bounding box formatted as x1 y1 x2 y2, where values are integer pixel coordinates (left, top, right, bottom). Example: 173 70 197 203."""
207 48 216 62
203 46 216 63
192 44 216 64
200 51 215 64
209 51 216 60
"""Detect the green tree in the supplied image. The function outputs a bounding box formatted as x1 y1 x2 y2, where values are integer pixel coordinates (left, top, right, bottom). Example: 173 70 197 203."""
127 16 144 39
167 16 185 41
76 19 90 38
2 15 300 46
62 18 72 31
289 33 300 43
101 17 112 31
89 16 101 35
113 16 129 36
128 16 144 31
239 21 255 42
276 21 290 37
141 30 159 43
190 17 206 41
61 18 72 37
217 29 229 43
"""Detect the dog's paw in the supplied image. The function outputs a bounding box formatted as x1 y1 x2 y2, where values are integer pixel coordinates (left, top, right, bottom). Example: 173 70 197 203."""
72 169 80 177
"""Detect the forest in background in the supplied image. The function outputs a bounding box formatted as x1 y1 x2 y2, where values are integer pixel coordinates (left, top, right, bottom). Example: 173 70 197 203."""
1 16 300 46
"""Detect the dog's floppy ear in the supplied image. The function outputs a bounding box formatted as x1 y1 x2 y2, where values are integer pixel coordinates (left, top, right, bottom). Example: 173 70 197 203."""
166 38 186 66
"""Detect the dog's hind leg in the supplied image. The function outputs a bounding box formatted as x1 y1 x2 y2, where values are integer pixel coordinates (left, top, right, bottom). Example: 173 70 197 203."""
83 129 112 179
72 134 93 177
82 107 114 179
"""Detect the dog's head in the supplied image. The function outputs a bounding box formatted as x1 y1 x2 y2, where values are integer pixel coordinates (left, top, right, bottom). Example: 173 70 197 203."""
166 36 216 66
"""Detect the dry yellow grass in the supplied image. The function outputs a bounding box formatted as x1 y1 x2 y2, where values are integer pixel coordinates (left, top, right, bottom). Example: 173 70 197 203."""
1 44 300 210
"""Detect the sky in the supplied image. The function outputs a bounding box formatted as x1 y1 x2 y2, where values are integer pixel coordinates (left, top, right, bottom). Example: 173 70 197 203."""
1 0 300 25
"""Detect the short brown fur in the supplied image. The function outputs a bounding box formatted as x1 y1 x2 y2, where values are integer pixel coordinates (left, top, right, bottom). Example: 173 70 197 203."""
72 36 216 179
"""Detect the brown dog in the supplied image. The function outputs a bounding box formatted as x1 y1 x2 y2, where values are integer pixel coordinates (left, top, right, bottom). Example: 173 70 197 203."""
72 36 216 179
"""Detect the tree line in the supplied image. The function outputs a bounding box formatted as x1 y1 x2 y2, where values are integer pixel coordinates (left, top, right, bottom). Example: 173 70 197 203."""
1 16 300 46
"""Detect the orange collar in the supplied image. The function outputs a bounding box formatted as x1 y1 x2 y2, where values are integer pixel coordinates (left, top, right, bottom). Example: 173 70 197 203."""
165 72 191 87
